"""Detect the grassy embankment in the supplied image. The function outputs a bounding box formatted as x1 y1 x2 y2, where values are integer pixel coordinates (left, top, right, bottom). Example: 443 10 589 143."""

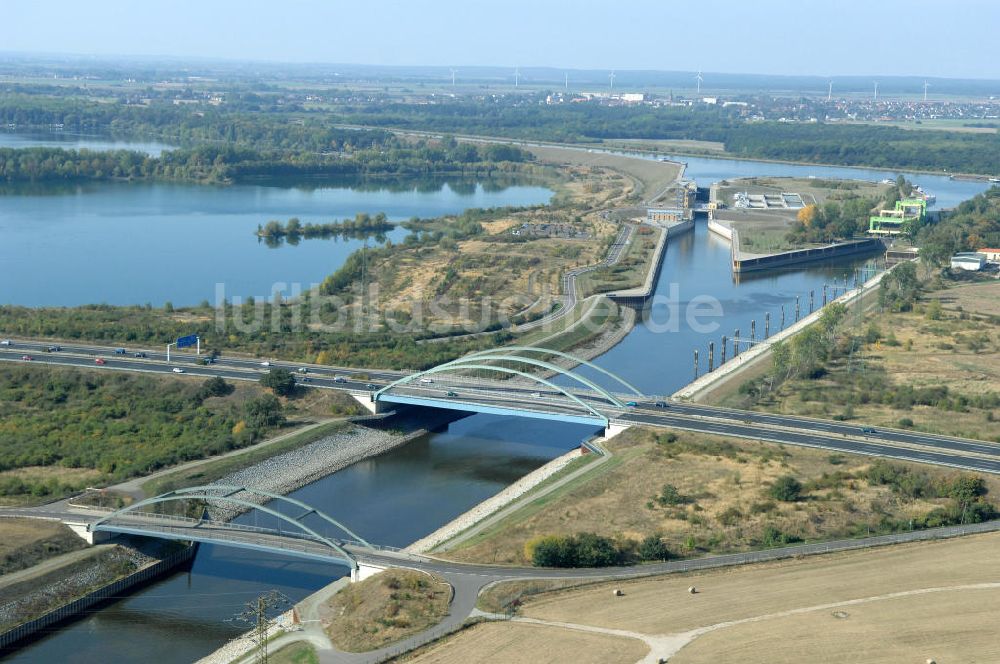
719 279 1000 442
440 531 1000 664
438 426 1000 567
0 519 87 576
0 363 361 503
320 569 451 652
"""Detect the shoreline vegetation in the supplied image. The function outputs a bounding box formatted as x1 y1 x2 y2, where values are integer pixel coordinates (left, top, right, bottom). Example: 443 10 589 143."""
255 213 395 244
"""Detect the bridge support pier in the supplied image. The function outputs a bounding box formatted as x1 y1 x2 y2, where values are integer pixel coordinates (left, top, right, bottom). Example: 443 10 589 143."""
601 422 631 441
351 562 387 583
351 392 388 415
65 521 112 545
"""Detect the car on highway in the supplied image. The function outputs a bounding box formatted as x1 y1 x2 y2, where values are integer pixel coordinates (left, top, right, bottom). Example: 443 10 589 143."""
300 376 311 383
260 361 272 367
134 352 147 358
625 401 638 407
94 358 106 365
333 375 348 383
531 392 541 398
172 367 185 373
297 367 309 374
654 401 669 408
445 391 458 397
861 427 877 435
20 354 33 361
420 378 434 384
114 348 127 355
0 339 11 346
46 345 62 352
366 383 376 390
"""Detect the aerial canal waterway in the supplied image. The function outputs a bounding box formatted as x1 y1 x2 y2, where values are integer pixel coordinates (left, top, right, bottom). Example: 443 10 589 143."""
565 152 992 396
2 148 992 663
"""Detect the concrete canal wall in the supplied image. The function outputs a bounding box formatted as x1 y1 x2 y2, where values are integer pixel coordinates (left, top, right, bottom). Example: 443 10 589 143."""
0 544 196 650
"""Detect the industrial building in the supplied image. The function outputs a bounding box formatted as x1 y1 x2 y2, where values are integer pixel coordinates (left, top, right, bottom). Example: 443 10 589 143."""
868 199 927 236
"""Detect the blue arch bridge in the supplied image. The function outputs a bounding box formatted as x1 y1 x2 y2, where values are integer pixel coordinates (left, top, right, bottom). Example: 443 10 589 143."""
84 485 391 579
366 346 645 436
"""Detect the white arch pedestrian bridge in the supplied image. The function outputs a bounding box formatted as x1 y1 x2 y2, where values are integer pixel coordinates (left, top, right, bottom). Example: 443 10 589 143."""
371 347 645 430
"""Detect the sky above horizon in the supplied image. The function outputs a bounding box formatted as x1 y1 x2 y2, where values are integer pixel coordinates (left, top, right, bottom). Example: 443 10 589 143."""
3 0 999 79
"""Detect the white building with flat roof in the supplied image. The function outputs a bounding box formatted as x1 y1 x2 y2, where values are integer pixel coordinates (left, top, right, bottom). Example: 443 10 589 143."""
950 252 986 271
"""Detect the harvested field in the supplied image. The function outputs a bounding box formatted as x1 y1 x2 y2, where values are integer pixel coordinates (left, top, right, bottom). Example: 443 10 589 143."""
672 585 1000 664
520 530 1000 636
403 621 648 664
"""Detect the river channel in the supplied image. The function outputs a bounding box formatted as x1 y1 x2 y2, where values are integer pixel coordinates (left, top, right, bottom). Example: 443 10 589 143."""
3 140 991 662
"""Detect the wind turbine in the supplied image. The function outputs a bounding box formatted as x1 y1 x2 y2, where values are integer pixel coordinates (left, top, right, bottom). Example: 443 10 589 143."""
923 80 930 102
609 70 616 92
450 68 457 87
695 70 704 94
564 72 569 90
873 80 879 102
827 80 833 102
514 66 520 88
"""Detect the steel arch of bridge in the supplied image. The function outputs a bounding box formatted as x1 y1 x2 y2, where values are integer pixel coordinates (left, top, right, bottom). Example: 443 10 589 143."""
465 346 643 396
376 363 609 424
439 354 626 408
89 485 371 568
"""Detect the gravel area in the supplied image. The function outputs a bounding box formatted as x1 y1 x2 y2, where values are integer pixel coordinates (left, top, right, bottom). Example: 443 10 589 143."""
208 424 424 521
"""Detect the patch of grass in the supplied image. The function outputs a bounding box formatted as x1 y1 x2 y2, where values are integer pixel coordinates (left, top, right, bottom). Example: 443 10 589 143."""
0 519 87 575
439 427 1000 566
321 569 451 653
269 641 318 664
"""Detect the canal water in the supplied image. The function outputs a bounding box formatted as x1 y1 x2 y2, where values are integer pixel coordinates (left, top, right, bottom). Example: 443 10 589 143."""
3 142 992 662
564 153 991 395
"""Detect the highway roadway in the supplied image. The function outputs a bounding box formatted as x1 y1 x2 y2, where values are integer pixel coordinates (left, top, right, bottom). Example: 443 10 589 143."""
3 337 1000 475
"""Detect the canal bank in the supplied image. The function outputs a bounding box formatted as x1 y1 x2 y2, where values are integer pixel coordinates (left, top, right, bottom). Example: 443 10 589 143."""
0 540 196 652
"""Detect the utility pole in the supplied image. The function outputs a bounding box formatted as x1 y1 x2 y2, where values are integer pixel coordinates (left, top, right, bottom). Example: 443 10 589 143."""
693 349 699 380
230 590 291 664
708 341 715 372
733 329 740 357
765 312 771 339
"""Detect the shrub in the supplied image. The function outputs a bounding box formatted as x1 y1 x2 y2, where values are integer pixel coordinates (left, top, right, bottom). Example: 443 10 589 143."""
657 483 687 506
768 475 803 502
717 506 744 527
638 534 670 561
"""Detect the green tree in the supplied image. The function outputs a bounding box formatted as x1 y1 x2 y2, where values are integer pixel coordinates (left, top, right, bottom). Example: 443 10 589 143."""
260 368 296 396
244 394 285 431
